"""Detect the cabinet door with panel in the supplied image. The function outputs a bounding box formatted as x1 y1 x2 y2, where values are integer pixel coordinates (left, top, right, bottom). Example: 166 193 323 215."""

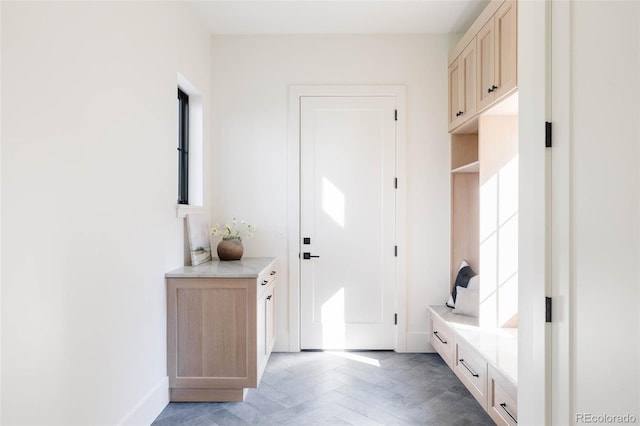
167 278 257 402
257 284 276 383
477 0 517 112
449 40 477 131
477 17 496 111
460 39 477 123
493 0 517 101
448 58 463 130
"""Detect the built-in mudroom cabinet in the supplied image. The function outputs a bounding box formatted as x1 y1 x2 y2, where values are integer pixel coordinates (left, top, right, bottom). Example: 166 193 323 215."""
430 1 519 425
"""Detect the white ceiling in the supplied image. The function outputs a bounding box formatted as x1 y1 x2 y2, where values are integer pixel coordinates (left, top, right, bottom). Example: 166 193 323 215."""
187 1 490 35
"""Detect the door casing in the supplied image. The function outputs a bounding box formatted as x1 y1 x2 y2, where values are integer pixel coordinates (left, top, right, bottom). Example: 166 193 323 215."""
287 85 407 352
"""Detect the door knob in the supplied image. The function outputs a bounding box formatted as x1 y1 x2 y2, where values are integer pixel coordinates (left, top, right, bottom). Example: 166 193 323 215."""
303 252 320 260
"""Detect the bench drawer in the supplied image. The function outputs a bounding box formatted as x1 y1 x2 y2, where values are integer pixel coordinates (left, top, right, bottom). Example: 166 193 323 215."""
430 314 455 368
454 338 488 410
488 364 518 426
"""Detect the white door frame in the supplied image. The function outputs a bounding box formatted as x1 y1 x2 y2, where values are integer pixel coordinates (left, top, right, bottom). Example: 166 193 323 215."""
287 85 407 352
519 1 566 424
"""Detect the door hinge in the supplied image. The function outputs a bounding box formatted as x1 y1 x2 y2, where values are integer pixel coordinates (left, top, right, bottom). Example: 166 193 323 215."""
394 177 398 189
394 109 398 121
394 246 398 257
545 297 552 322
545 121 552 148
394 313 398 325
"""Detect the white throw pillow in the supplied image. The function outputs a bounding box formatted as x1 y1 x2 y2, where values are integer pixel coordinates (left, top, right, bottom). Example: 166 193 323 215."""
453 286 479 317
467 274 479 290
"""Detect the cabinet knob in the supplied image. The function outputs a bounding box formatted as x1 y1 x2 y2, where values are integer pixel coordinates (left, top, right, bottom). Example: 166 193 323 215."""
492 85 498 90
487 87 493 93
261 280 268 285
266 295 272 301
270 271 276 276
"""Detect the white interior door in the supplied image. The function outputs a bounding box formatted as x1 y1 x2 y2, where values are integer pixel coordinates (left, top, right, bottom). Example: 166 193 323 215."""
300 96 396 350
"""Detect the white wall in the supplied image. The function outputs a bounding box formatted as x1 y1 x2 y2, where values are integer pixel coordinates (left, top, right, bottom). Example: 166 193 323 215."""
569 2 640 420
211 35 451 352
1 2 211 424
0 1 3 421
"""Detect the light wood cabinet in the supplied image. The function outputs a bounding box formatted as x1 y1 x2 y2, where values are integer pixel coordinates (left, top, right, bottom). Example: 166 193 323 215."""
448 40 477 131
428 306 518 424
477 18 496 111
429 313 455 369
454 338 488 410
477 0 517 111
488 364 518 426
166 258 277 402
448 0 517 133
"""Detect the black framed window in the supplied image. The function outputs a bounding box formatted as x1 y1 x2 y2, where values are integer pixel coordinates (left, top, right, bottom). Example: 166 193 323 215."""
177 88 189 204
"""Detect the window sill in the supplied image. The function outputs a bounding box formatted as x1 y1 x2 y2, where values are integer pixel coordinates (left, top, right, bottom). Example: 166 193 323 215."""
176 204 208 219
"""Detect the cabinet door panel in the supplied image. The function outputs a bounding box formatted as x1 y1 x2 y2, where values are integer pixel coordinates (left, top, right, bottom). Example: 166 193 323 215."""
179 287 249 378
167 278 256 390
176 288 204 377
494 0 517 100
461 39 477 118
448 58 462 130
257 290 267 373
266 286 276 353
477 18 495 111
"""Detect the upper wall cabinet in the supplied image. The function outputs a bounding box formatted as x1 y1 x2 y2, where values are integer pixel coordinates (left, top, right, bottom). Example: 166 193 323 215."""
478 0 517 111
448 39 477 132
448 0 517 133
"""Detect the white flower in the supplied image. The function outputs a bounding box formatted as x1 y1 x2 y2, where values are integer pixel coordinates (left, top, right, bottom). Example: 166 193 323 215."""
211 218 256 241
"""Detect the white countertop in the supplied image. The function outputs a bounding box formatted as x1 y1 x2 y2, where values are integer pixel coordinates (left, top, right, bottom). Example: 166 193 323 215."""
165 257 276 278
428 305 518 386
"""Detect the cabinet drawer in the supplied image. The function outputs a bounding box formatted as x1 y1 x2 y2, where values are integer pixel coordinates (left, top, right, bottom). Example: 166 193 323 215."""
488 364 517 426
257 263 277 296
454 339 487 409
430 314 454 368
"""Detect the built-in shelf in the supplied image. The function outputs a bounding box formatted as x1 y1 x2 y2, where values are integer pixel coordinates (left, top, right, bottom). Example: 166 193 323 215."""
451 161 479 174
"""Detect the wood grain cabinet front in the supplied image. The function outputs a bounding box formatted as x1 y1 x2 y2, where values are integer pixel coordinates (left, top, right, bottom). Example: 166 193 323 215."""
448 39 477 131
454 339 488 410
488 364 518 426
166 259 277 402
447 0 518 133
430 314 455 368
477 0 517 112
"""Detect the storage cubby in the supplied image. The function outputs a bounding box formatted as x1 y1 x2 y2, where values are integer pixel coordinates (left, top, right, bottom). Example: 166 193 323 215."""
450 107 519 328
451 134 479 286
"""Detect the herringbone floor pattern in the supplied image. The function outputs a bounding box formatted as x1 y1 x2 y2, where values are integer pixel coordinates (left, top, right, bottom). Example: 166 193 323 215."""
153 351 494 425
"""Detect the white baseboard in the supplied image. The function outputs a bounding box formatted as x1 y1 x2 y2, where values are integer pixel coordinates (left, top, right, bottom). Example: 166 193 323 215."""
272 332 435 353
119 376 169 426
405 331 433 353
